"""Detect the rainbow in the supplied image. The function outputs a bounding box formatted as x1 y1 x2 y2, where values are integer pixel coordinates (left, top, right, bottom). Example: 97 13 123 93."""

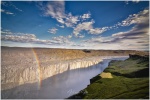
31 48 42 90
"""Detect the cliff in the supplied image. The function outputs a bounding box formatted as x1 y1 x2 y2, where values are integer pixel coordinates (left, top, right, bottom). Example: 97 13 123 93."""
129 54 149 61
1 47 147 91
1 56 102 90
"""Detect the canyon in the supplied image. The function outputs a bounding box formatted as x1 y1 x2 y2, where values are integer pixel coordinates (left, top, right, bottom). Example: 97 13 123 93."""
1 46 148 98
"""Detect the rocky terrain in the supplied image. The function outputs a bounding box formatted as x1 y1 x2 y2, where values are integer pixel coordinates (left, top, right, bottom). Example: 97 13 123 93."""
68 53 149 99
1 46 148 92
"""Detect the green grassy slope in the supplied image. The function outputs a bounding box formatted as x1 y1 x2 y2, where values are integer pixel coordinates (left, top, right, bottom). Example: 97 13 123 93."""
68 54 149 99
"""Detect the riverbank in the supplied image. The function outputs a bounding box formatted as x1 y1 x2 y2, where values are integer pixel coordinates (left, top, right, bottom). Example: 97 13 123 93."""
68 53 149 99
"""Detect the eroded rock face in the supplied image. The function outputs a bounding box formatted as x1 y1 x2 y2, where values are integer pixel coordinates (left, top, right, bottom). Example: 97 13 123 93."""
1 48 103 90
2 47 136 91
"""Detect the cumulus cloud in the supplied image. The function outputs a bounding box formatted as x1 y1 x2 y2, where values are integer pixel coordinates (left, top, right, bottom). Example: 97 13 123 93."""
81 13 91 20
113 8 149 37
38 1 110 36
38 2 96 29
48 27 58 34
65 13 79 27
116 8 149 27
38 1 80 27
73 20 108 37
73 21 94 37
89 27 108 35
81 8 149 50
38 1 66 25
44 1 65 23
91 8 149 34
38 1 149 46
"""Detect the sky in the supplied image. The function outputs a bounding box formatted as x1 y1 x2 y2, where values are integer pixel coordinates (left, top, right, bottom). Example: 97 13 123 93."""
1 1 149 50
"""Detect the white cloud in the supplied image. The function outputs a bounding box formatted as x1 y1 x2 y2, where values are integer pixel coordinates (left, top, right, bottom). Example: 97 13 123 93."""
94 8 149 33
48 27 58 34
10 2 23 12
1 32 75 46
1 9 14 15
39 1 80 28
81 13 91 19
5 12 14 15
73 21 94 37
57 24 65 28
71 8 149 38
39 2 109 35
2 33 38 43
39 2 95 29
41 1 65 25
65 13 79 27
67 35 72 38
89 27 108 35
56 17 65 24
132 0 140 3
60 25 65 28
78 34 85 38
38 2 149 46
52 35 74 45
1 9 5 12
45 1 65 18
1 29 12 35
73 20 108 37
80 33 148 50
113 9 149 37
80 13 149 50
117 8 149 27
1 1 22 12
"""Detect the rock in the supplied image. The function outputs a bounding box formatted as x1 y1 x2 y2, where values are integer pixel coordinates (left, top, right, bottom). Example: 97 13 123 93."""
1 55 103 90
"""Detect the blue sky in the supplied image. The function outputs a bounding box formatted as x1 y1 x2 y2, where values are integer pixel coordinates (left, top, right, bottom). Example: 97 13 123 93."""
1 1 149 50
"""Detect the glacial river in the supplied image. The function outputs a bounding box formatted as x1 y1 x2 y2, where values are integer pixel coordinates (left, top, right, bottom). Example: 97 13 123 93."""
2 56 128 99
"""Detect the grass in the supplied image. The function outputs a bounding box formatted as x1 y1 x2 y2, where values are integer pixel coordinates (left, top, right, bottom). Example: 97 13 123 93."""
68 55 149 99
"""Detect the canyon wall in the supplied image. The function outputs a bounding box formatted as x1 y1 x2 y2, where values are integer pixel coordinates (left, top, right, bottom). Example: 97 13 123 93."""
2 47 143 90
2 49 103 90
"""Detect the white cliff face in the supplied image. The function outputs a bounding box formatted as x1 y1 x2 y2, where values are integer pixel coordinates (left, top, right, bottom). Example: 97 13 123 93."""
1 55 103 90
41 57 102 80
1 47 129 91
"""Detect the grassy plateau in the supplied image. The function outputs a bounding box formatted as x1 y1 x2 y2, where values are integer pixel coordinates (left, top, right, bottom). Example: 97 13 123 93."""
68 53 149 99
